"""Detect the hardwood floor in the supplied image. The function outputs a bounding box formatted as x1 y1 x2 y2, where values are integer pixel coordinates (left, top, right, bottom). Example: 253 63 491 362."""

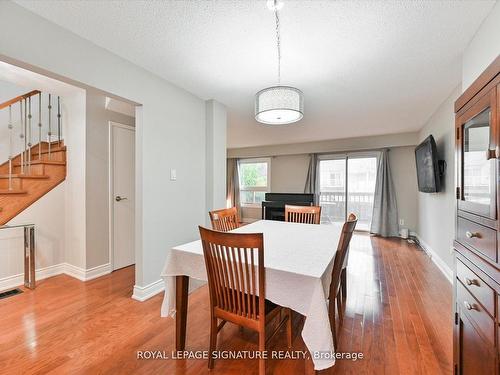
0 234 452 374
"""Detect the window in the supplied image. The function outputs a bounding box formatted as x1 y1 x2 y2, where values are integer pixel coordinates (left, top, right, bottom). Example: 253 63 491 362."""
238 158 271 206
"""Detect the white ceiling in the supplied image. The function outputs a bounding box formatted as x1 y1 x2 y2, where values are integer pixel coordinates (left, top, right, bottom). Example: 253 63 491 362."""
16 0 496 148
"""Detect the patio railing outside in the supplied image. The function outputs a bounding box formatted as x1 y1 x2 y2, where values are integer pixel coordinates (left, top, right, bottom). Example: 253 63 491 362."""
319 191 374 230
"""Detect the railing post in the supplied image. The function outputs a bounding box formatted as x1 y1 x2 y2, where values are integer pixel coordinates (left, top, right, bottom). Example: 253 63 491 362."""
8 105 13 190
38 93 42 160
19 99 24 175
28 96 32 174
57 96 61 147
24 99 27 171
48 94 52 160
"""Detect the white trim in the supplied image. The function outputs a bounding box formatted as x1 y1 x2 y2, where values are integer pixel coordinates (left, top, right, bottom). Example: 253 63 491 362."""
61 262 112 282
84 263 111 281
0 263 65 292
108 121 136 272
0 262 112 292
132 279 165 301
63 263 86 281
411 232 453 284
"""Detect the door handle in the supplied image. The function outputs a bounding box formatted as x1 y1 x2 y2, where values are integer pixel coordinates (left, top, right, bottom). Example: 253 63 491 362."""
115 196 128 202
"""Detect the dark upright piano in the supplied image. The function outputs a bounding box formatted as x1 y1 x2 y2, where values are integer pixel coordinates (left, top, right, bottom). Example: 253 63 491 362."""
261 193 315 221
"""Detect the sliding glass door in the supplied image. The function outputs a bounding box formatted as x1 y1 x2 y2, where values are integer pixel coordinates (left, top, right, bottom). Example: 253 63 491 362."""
319 154 377 230
319 157 346 225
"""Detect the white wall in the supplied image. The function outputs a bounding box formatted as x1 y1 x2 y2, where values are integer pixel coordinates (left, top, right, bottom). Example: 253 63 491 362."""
416 86 460 276
0 2 216 288
63 91 87 269
462 1 500 88
228 132 419 158
205 99 227 220
415 2 499 279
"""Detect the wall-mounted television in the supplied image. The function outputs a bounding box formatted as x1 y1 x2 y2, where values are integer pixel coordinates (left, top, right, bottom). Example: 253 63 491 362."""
415 135 442 193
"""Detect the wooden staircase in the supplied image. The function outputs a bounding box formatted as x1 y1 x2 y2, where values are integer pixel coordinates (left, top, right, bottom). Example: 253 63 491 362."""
0 141 66 225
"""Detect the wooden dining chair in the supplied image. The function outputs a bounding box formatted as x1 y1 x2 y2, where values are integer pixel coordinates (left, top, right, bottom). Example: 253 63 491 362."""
209 207 240 232
199 226 292 375
328 213 357 349
284 204 321 224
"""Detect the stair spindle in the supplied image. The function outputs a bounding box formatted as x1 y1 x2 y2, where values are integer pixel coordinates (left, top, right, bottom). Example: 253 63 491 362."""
24 99 27 170
57 96 61 147
8 105 13 190
28 96 32 174
48 94 52 160
20 99 24 175
38 93 42 160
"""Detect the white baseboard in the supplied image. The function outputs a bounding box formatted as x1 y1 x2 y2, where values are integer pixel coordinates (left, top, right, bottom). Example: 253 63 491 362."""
63 263 86 281
0 262 112 291
411 232 453 284
132 279 165 302
0 263 65 292
63 262 111 281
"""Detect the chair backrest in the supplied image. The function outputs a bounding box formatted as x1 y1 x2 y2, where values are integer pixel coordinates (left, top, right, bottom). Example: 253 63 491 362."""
285 204 322 224
209 207 240 232
199 226 265 322
329 213 357 300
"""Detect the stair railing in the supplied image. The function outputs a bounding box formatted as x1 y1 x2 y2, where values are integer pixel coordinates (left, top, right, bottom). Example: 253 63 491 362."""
0 90 63 190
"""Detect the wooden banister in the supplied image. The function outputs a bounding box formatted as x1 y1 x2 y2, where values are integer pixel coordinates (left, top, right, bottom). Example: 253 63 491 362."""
0 90 41 111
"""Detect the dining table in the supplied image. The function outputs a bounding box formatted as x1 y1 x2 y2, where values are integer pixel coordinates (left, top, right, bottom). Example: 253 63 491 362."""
160 219 342 371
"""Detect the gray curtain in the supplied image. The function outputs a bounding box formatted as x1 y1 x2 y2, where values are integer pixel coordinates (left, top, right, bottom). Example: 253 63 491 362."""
226 158 241 218
370 150 399 237
304 153 319 204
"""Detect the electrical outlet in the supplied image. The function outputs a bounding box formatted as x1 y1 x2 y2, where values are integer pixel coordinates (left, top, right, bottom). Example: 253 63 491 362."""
170 169 177 181
399 219 405 226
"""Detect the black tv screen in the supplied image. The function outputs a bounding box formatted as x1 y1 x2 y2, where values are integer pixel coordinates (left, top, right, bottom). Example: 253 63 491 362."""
415 135 441 193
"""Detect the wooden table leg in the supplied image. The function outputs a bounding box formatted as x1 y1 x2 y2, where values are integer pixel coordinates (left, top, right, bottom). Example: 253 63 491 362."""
175 275 189 350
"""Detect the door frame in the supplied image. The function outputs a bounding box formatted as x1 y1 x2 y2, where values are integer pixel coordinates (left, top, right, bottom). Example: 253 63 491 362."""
108 121 136 272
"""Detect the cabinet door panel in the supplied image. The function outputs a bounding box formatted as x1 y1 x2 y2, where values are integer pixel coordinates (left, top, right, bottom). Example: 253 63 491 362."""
457 88 497 220
459 310 496 375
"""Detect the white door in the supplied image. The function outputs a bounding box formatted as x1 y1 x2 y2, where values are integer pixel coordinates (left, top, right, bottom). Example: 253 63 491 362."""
111 123 135 270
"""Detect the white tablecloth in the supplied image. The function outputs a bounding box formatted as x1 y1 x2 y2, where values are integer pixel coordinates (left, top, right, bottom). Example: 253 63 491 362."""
160 220 341 370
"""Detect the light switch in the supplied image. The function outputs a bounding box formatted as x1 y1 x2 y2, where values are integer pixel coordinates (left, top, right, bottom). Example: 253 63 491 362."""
170 169 177 181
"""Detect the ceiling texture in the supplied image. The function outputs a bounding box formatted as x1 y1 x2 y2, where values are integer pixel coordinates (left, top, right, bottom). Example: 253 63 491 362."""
16 0 496 148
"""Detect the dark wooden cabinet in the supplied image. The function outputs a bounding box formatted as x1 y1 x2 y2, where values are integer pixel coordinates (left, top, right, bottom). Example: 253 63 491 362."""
457 307 496 375
454 55 500 375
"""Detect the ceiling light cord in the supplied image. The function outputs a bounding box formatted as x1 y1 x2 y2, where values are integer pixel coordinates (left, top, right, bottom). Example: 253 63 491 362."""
274 6 281 84
255 0 303 125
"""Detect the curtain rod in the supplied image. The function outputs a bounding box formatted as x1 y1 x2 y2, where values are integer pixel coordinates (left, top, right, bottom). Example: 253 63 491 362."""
229 146 393 160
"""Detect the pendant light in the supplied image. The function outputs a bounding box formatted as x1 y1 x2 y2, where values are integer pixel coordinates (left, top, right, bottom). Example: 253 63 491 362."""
255 0 304 125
